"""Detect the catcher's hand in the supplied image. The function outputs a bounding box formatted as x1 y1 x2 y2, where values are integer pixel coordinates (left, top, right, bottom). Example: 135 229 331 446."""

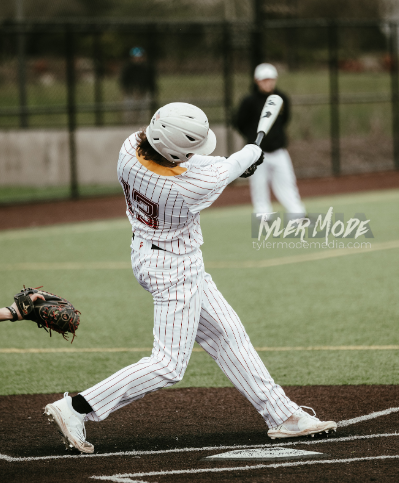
240 151 264 178
13 286 80 343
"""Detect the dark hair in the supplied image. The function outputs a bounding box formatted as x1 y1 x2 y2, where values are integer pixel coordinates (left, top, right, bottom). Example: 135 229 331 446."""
136 129 177 167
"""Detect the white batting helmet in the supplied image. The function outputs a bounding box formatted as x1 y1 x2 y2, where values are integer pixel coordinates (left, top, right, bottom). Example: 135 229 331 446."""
146 102 216 163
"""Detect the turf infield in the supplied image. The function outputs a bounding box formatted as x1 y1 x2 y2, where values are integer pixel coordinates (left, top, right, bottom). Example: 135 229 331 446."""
0 189 398 395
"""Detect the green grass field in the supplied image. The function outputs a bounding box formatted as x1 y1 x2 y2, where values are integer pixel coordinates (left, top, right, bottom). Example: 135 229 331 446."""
0 189 398 395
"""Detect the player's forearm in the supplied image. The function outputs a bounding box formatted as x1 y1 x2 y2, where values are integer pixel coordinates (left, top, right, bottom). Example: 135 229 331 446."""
219 144 262 183
0 302 22 321
0 306 13 321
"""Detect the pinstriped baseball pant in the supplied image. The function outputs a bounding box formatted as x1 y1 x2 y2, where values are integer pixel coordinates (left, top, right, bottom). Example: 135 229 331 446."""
82 237 298 428
250 148 306 217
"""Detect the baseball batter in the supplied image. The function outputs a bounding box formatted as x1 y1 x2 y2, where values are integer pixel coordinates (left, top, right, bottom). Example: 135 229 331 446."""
44 102 336 453
235 63 306 219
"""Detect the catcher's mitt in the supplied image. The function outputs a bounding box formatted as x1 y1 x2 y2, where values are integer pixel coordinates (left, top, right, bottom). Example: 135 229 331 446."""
14 286 80 343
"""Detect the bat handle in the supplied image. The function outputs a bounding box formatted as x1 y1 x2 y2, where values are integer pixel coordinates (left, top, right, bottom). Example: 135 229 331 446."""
255 132 264 146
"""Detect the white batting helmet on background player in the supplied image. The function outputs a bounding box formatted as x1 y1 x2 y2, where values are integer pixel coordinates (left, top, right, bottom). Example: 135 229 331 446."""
146 102 216 163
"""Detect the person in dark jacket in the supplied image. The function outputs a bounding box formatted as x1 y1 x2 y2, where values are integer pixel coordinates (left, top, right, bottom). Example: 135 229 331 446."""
119 47 155 124
235 63 306 219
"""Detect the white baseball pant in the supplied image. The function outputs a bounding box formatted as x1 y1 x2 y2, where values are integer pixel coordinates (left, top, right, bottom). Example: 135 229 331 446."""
250 148 306 217
82 235 299 428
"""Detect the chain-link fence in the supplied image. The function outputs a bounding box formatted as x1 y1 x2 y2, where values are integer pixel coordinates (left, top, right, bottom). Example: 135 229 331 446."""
0 19 398 204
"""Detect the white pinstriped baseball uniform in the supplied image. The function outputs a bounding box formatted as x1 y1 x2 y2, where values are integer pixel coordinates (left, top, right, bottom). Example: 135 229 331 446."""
250 148 306 217
81 132 299 428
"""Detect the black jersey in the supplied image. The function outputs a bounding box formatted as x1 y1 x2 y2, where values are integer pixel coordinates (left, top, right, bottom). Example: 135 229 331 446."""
234 87 290 153
119 62 155 95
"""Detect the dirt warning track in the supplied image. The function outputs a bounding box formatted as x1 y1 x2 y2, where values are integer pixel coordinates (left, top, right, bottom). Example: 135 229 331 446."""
0 385 398 482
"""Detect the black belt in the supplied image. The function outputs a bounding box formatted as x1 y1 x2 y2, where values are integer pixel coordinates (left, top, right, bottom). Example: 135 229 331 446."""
132 233 165 251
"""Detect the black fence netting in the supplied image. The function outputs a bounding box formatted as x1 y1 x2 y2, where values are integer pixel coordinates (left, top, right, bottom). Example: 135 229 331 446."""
0 19 398 204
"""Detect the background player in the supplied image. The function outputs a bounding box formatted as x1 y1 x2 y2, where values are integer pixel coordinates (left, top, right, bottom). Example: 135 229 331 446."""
119 46 155 124
235 63 307 220
44 103 336 453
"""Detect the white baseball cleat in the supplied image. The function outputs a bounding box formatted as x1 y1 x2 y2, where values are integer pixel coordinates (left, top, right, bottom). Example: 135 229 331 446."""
44 392 94 454
268 406 337 440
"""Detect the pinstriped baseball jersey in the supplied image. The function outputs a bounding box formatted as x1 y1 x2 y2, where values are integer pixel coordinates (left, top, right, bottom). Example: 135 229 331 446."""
117 132 260 254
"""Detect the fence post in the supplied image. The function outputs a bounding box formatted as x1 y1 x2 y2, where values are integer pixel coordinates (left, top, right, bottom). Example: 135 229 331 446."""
17 20 28 128
251 0 263 76
390 22 399 170
65 25 79 199
328 21 340 176
148 24 158 116
286 24 298 72
93 31 103 127
223 22 234 156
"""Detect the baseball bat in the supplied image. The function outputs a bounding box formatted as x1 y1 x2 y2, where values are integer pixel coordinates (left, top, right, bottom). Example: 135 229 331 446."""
254 94 284 146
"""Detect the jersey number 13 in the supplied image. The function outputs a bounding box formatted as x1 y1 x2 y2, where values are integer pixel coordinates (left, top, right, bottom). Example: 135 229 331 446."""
121 180 160 229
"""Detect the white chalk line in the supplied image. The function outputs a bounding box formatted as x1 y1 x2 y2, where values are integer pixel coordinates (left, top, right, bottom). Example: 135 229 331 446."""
1 345 398 354
1 239 399 272
0 407 397 463
91 455 399 481
338 407 399 427
1 431 398 463
212 239 399 269
99 479 145 483
97 479 145 483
